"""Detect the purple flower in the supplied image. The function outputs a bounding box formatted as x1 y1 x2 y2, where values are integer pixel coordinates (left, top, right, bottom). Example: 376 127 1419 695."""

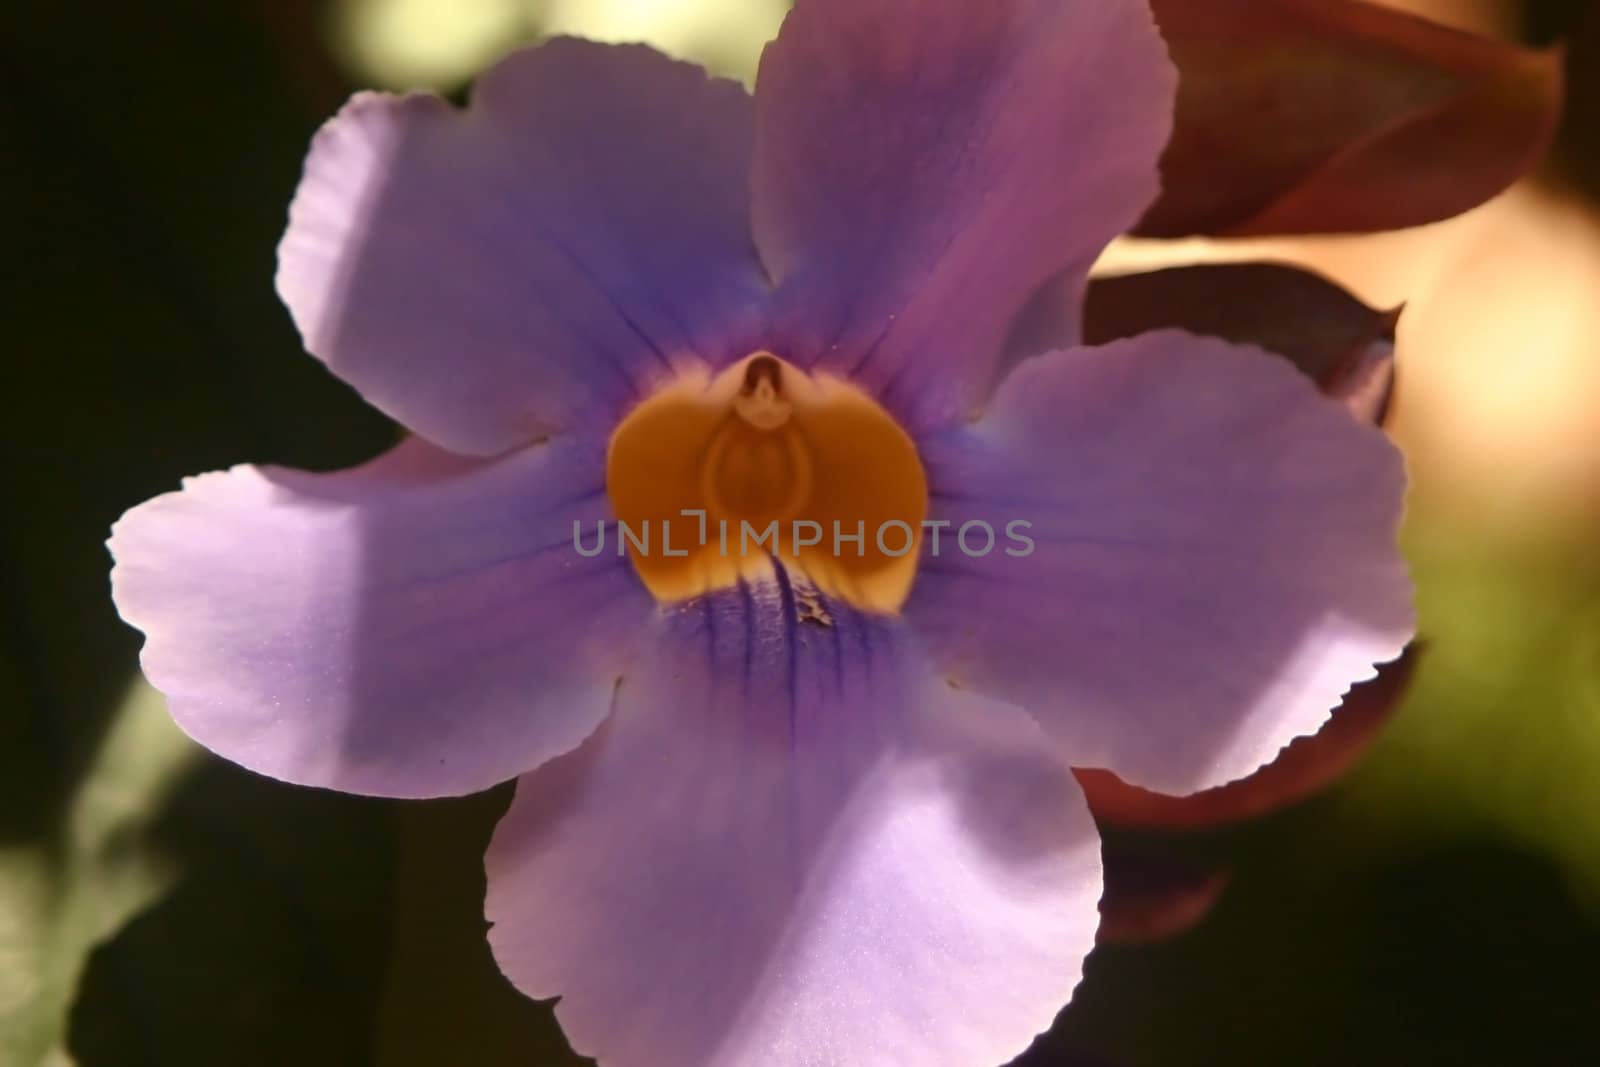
109 1 1414 1064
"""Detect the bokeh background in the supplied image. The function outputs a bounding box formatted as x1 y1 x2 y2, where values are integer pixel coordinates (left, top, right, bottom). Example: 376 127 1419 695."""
4 0 1598 1064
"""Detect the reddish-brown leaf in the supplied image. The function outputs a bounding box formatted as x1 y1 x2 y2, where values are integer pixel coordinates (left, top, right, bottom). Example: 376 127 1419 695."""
1097 849 1231 944
1083 262 1399 422
1141 0 1563 237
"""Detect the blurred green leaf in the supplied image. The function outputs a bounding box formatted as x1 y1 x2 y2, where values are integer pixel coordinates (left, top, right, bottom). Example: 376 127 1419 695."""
0 681 193 1067
1351 525 1600 908
62 757 398 1067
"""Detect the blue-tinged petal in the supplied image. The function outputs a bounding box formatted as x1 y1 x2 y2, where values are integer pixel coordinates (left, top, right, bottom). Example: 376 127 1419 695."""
906 331 1415 796
278 39 770 456
485 567 1100 1067
751 0 1175 433
109 436 650 798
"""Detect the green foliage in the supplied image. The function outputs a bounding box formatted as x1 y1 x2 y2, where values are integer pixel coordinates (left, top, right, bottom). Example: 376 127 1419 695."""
0 682 189 1067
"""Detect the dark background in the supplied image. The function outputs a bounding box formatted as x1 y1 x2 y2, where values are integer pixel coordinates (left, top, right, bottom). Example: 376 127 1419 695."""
4 1 1599 1064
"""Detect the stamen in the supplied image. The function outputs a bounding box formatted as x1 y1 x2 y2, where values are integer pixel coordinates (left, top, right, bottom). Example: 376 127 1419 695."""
734 355 793 430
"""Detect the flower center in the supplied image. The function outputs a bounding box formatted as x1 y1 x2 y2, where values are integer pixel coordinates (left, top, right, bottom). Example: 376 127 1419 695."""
606 352 927 613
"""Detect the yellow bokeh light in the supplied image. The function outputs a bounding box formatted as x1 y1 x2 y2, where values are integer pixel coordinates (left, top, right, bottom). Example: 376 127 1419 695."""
333 0 533 90
331 0 786 93
540 0 787 82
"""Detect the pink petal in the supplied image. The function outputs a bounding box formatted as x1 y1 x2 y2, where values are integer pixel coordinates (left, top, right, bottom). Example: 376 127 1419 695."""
1141 0 1564 237
1079 645 1420 829
907 331 1415 796
109 436 650 798
278 39 769 456
486 573 1101 1067
751 0 1175 433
